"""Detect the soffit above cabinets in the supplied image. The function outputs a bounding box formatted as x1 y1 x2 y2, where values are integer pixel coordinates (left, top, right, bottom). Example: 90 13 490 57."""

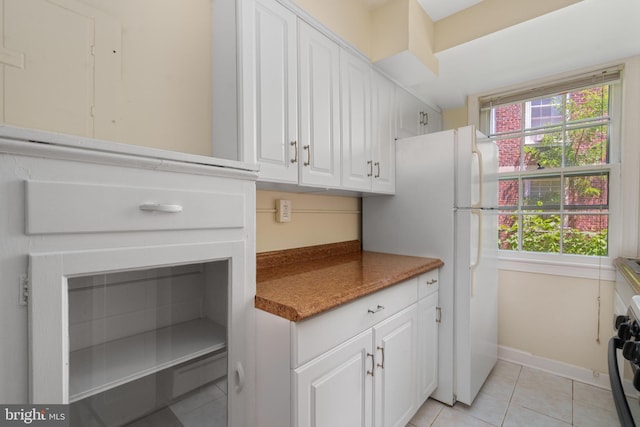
361 0 640 110
416 0 484 21
361 0 484 21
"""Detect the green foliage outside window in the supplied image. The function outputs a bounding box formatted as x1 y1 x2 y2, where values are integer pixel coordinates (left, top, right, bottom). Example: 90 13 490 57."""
499 214 608 256
524 87 609 169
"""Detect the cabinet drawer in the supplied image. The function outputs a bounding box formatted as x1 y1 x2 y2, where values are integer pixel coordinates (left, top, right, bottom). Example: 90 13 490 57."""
418 270 439 299
291 277 417 368
26 180 245 234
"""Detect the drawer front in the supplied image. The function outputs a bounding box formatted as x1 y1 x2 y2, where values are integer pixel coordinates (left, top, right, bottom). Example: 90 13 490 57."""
291 277 418 368
26 180 245 234
418 270 439 299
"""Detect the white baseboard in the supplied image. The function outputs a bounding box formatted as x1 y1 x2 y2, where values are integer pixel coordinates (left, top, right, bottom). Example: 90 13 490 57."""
498 345 611 390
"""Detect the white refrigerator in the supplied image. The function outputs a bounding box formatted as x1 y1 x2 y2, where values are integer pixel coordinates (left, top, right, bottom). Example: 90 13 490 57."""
363 125 498 406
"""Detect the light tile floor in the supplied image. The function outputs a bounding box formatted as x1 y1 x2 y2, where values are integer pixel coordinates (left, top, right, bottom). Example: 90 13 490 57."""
407 360 620 427
170 377 228 427
126 377 228 427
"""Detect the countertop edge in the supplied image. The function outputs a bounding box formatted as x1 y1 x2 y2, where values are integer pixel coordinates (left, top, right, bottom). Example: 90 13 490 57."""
255 255 443 322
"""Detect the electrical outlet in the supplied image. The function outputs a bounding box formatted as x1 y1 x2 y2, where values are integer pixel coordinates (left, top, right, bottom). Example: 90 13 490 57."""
276 199 291 223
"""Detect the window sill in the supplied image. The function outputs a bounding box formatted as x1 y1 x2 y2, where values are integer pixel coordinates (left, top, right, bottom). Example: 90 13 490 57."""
497 252 616 281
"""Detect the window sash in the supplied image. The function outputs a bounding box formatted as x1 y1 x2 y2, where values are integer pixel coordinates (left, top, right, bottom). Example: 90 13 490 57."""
486 78 613 258
499 170 610 211
479 67 621 110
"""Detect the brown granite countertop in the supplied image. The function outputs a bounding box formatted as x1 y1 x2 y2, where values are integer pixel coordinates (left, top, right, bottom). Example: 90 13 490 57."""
256 241 443 322
614 257 640 294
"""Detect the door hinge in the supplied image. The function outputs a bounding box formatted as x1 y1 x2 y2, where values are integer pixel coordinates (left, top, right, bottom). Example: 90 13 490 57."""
90 45 96 56
19 274 29 305
436 306 442 323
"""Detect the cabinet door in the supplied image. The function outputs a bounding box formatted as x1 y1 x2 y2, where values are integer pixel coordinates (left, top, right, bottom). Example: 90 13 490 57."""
373 305 418 427
294 330 373 427
422 104 443 134
340 50 371 191
417 292 439 405
371 72 396 194
298 21 341 188
396 88 427 139
252 0 298 183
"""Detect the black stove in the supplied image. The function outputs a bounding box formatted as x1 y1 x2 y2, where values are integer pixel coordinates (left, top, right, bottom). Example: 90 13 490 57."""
611 295 640 426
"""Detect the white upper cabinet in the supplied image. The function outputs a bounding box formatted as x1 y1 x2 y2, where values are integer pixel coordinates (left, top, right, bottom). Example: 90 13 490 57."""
215 0 450 194
246 0 298 183
341 50 372 191
298 20 342 188
396 87 429 139
371 72 396 194
423 103 442 134
341 54 396 194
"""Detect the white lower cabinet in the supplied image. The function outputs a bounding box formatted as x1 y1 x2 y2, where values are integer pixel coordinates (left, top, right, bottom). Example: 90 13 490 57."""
373 305 418 427
295 305 418 427
418 292 439 403
1 131 257 426
417 271 440 405
294 330 373 427
256 271 439 427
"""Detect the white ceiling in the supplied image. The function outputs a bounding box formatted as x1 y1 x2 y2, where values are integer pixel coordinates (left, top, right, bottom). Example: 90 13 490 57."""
361 0 483 21
416 0 483 21
408 0 640 110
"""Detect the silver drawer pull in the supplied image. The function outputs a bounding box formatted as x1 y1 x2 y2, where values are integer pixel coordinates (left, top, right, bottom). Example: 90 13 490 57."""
368 305 385 314
303 144 311 166
139 203 183 213
426 279 438 285
367 353 375 376
290 140 298 164
377 346 385 369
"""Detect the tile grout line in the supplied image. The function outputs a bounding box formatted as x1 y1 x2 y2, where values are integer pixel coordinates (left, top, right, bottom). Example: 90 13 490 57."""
500 363 523 427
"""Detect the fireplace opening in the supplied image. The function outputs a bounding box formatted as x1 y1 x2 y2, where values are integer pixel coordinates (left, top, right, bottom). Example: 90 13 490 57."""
66 260 230 427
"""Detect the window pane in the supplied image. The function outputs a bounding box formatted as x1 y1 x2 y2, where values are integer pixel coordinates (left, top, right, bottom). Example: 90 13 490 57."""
498 213 518 251
493 104 522 134
527 96 563 129
563 213 608 256
523 131 563 169
498 179 519 208
565 125 609 167
565 174 609 209
521 214 561 253
522 176 561 209
567 86 609 122
496 137 522 172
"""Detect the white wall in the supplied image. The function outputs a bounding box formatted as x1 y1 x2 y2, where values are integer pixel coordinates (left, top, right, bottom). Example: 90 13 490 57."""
0 0 213 156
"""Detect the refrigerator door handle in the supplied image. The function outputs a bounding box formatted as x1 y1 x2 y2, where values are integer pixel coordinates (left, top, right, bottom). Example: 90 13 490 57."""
471 137 483 209
470 209 482 296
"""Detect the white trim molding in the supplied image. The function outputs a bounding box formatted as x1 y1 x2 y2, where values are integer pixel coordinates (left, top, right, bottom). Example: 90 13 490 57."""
499 345 610 390
498 256 616 281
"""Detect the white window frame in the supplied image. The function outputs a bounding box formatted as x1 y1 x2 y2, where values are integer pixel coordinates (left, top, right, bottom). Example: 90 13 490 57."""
469 62 640 281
